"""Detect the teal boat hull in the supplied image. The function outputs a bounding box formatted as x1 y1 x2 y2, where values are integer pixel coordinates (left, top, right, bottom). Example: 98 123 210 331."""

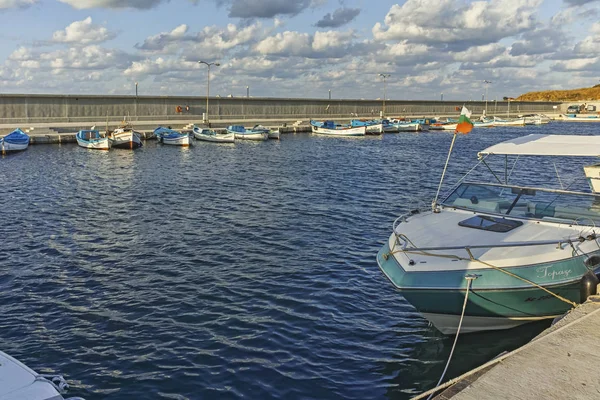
376 242 597 333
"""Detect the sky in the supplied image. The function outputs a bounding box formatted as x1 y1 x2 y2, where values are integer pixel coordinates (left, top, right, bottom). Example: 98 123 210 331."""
0 0 599 101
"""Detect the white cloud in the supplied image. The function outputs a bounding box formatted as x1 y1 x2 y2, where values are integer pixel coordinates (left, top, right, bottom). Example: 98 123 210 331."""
123 57 200 76
255 31 312 56
453 44 506 62
58 0 163 9
52 17 115 44
0 0 36 9
373 0 542 49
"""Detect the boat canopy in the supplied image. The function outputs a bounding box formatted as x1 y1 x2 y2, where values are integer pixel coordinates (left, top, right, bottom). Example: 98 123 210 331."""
478 134 600 158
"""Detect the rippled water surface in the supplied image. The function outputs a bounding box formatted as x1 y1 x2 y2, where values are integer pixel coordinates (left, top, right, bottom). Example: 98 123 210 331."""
1 123 598 399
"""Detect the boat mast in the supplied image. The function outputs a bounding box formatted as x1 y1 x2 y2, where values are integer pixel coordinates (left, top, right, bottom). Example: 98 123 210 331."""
432 132 459 211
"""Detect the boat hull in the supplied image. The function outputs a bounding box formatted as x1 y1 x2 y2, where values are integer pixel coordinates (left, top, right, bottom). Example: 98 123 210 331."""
311 125 365 136
76 137 111 150
474 121 495 128
560 115 600 122
162 135 191 146
1 140 29 153
234 132 268 141
268 130 281 139
1 129 30 154
429 123 457 130
365 123 383 134
109 130 142 149
493 118 525 126
194 130 235 143
376 241 596 334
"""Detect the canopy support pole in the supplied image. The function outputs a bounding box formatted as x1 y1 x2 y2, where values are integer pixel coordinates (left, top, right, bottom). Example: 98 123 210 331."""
481 159 503 184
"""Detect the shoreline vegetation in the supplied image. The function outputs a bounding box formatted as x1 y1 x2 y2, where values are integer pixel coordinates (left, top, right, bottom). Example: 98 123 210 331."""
517 85 600 101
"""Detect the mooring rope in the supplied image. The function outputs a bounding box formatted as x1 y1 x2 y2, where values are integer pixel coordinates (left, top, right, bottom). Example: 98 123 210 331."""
411 301 600 400
425 275 477 400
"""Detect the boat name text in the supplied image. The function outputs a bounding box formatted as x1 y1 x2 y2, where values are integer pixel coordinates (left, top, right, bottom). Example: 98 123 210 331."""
535 266 573 280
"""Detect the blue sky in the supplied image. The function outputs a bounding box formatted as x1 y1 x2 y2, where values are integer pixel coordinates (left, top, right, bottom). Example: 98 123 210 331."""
0 0 599 100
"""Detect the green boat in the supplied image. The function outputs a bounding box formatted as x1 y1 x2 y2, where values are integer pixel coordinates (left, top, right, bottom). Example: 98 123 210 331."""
377 134 600 334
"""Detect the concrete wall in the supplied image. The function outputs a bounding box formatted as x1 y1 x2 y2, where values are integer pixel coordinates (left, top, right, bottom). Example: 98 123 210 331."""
0 94 563 124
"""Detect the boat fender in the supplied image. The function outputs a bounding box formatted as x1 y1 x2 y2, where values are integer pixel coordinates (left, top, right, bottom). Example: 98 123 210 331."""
580 270 599 303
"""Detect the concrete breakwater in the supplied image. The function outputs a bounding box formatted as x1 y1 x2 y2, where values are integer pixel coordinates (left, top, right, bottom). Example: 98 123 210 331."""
0 93 560 126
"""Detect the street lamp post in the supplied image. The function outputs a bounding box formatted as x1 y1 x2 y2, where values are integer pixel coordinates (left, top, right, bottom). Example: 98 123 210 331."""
483 80 492 115
379 73 390 117
135 82 138 119
198 60 220 124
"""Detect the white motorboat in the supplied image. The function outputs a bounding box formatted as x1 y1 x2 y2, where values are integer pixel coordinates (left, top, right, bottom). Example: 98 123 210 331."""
193 127 235 143
377 134 600 335
0 349 83 400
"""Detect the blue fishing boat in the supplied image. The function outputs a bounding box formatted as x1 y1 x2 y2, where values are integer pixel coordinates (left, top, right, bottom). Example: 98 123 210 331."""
226 125 268 141
0 128 30 154
310 120 365 136
350 119 383 134
154 127 191 146
76 130 110 150
377 134 600 334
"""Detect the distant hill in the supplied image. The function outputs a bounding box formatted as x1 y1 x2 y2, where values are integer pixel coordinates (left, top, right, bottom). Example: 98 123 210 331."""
517 85 600 101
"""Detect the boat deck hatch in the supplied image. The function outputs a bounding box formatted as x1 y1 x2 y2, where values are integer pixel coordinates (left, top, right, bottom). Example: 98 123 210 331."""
458 215 523 233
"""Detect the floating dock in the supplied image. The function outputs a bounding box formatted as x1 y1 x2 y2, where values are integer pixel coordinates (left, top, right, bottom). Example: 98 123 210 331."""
430 295 600 400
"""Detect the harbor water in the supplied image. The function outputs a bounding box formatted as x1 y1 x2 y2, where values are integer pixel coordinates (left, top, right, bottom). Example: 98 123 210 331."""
1 123 598 399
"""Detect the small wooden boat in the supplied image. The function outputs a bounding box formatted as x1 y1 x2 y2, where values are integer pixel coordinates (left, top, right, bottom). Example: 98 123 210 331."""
0 349 77 400
559 114 600 122
310 120 365 136
474 120 495 128
193 126 235 143
428 122 458 130
251 124 281 139
154 127 191 146
1 128 30 154
108 122 142 149
226 125 268 141
350 119 383 134
76 130 111 150
268 129 281 140
393 121 423 132
493 117 525 126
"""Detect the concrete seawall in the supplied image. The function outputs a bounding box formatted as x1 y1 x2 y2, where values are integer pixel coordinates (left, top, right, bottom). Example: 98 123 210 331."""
429 296 600 400
0 94 561 125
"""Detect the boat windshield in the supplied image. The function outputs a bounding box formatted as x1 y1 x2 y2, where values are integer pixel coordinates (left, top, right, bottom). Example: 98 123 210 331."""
442 182 600 225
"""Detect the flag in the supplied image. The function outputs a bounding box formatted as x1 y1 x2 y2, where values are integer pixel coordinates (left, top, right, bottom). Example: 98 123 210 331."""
455 106 473 134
